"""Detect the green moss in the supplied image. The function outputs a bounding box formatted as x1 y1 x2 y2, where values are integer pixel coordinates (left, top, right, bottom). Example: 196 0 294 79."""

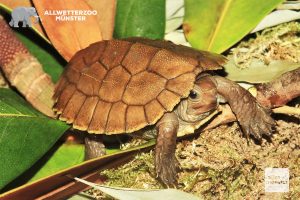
231 22 300 68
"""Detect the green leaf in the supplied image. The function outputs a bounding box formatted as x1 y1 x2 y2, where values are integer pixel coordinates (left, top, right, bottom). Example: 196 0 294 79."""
29 143 85 182
0 89 69 190
225 59 300 83
15 31 65 83
183 0 285 53
114 0 166 39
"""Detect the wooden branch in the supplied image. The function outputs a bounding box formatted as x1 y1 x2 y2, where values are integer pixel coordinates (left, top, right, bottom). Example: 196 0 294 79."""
255 67 300 108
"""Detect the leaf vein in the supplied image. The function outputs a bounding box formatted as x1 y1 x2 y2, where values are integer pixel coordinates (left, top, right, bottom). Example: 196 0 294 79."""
207 0 233 50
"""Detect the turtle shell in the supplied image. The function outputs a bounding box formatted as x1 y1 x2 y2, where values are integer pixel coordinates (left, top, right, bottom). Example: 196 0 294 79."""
53 38 226 134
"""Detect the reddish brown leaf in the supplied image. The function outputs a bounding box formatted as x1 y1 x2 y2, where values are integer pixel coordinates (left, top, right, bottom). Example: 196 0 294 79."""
32 0 104 61
86 0 116 40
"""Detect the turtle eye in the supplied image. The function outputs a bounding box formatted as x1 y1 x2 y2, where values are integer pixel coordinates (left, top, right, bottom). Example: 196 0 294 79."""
189 90 198 99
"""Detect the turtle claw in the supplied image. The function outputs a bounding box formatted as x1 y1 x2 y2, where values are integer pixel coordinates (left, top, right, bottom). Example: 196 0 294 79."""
239 103 275 140
155 154 179 188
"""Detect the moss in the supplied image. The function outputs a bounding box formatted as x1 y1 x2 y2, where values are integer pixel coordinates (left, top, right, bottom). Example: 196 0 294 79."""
101 152 161 189
231 22 300 68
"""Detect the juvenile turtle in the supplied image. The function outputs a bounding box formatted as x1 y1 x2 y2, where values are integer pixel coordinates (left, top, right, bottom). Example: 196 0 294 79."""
53 37 275 186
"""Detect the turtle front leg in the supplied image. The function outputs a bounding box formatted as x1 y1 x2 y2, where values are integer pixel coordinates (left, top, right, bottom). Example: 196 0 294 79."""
84 134 106 160
208 76 275 140
155 112 179 187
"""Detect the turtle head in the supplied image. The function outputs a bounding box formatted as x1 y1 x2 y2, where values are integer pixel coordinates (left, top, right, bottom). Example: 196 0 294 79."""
176 75 218 123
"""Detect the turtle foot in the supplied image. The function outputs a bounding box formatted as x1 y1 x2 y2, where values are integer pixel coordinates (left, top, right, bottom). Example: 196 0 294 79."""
84 134 106 160
239 103 275 140
155 154 179 188
211 76 275 140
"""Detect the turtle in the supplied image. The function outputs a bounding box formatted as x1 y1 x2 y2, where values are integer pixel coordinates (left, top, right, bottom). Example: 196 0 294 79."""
53 37 275 186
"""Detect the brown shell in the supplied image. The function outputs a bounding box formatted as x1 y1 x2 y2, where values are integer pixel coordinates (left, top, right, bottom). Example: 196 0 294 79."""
53 38 226 134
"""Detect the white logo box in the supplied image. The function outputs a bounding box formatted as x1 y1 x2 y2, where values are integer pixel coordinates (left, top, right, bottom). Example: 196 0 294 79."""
265 168 289 193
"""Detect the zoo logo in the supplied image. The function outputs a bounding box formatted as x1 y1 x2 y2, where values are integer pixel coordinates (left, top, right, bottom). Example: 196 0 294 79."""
9 7 40 28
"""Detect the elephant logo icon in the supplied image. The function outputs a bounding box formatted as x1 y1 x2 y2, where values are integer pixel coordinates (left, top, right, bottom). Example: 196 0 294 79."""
9 7 40 28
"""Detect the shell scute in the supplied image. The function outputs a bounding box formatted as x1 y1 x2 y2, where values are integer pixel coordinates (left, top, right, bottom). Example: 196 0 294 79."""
123 71 167 105
157 90 181 111
148 49 196 79
144 100 165 125
59 90 86 123
166 73 196 96
106 101 127 133
88 100 112 133
99 65 131 102
54 84 76 114
82 62 107 82
122 43 158 75
126 105 148 132
100 40 132 69
77 74 97 96
73 96 98 131
83 41 107 66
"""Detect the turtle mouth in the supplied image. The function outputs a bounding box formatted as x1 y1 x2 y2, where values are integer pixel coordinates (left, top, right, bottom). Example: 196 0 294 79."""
191 102 218 115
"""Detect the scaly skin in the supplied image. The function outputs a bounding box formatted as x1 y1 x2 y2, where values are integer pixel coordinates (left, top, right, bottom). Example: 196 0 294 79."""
210 76 275 139
155 113 179 187
84 134 106 160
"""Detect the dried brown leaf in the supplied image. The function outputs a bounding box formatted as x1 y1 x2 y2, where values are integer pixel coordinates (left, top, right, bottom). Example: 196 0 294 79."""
32 0 104 61
86 0 116 40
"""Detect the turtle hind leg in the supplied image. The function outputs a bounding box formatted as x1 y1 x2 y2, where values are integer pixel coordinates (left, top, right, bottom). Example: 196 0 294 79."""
84 134 106 160
155 112 180 187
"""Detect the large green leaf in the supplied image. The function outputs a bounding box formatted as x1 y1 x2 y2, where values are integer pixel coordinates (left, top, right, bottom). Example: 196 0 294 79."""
183 0 285 53
28 143 85 182
225 59 300 83
0 89 69 190
114 0 166 39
